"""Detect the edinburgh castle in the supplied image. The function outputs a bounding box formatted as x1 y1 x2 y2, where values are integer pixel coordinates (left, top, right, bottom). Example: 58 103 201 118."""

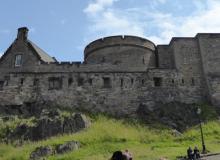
0 27 220 118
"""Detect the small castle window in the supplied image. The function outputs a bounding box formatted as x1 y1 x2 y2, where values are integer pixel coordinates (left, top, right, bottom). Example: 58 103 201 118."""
48 77 62 90
101 57 106 63
20 78 24 85
15 54 22 67
153 77 162 87
131 78 134 85
191 78 195 86
33 78 39 86
0 81 4 90
182 79 184 84
77 78 84 86
120 78 124 87
142 79 145 85
103 77 111 88
68 78 73 86
89 78 93 86
171 79 175 84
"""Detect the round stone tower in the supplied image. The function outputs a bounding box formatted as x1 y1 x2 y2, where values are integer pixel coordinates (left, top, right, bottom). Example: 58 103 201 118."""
84 36 156 70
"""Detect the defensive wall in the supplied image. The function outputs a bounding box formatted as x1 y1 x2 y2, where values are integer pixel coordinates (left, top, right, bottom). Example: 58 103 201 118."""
0 27 219 117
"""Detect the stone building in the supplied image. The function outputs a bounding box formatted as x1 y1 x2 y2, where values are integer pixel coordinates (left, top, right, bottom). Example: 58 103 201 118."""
0 27 219 117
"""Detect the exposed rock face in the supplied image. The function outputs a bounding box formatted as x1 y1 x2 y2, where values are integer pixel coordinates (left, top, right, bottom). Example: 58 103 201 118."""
6 110 90 141
137 102 200 131
30 146 53 160
56 141 80 154
29 141 80 160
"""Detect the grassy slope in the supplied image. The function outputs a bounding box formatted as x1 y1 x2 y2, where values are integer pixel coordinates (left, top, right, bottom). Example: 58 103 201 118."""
0 116 220 160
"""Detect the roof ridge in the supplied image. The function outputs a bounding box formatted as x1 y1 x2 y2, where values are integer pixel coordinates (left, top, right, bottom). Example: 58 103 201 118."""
28 40 56 63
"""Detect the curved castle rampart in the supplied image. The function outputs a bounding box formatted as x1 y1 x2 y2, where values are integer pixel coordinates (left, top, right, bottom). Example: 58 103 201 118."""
84 36 156 69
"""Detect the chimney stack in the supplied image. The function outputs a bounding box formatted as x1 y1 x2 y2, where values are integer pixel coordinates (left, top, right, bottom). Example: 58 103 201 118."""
17 27 29 41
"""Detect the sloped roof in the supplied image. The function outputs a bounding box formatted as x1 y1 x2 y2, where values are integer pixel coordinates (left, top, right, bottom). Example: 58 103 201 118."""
28 40 56 63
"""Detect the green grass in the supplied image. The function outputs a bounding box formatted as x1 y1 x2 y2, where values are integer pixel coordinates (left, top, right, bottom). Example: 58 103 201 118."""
0 115 220 160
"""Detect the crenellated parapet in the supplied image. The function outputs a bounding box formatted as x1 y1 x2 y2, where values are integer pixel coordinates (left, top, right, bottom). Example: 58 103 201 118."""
84 36 156 68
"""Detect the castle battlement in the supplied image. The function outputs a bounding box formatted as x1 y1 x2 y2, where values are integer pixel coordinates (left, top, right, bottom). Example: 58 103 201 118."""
84 35 155 60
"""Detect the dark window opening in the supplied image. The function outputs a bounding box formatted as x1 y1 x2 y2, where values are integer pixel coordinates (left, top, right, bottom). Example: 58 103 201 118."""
153 77 162 87
101 57 106 63
103 77 111 88
48 77 62 90
77 78 84 86
142 57 145 64
33 78 39 86
182 79 184 84
191 78 195 86
131 78 134 85
89 78 93 86
20 78 24 85
142 79 145 85
0 81 4 90
68 78 73 86
171 79 175 84
120 78 124 87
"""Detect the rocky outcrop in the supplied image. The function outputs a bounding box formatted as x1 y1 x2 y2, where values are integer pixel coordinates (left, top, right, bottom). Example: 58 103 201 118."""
56 141 80 154
137 102 200 131
5 110 90 142
30 146 53 160
29 141 80 160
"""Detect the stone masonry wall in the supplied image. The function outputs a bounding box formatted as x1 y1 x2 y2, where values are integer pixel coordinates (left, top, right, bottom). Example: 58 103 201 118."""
1 28 219 117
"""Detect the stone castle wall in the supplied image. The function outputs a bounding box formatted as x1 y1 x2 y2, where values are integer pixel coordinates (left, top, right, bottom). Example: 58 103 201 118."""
0 28 220 117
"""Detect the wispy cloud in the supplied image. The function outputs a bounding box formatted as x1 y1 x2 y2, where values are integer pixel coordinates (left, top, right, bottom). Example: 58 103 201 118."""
83 0 220 45
83 0 145 43
29 27 36 33
84 0 118 15
0 29 10 34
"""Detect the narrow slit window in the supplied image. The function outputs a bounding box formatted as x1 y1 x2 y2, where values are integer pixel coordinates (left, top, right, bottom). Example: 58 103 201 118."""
20 78 24 85
120 78 124 87
191 78 195 86
33 78 39 86
77 78 84 86
89 78 93 86
131 78 134 85
182 79 184 84
0 81 4 90
68 78 73 86
142 79 145 85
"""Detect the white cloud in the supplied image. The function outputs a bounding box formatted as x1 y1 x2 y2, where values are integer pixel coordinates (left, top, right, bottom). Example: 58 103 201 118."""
84 0 118 14
0 52 3 58
84 0 220 45
151 0 220 44
90 11 145 36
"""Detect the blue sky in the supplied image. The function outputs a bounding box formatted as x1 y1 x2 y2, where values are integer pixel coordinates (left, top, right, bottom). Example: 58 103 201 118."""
0 0 220 61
